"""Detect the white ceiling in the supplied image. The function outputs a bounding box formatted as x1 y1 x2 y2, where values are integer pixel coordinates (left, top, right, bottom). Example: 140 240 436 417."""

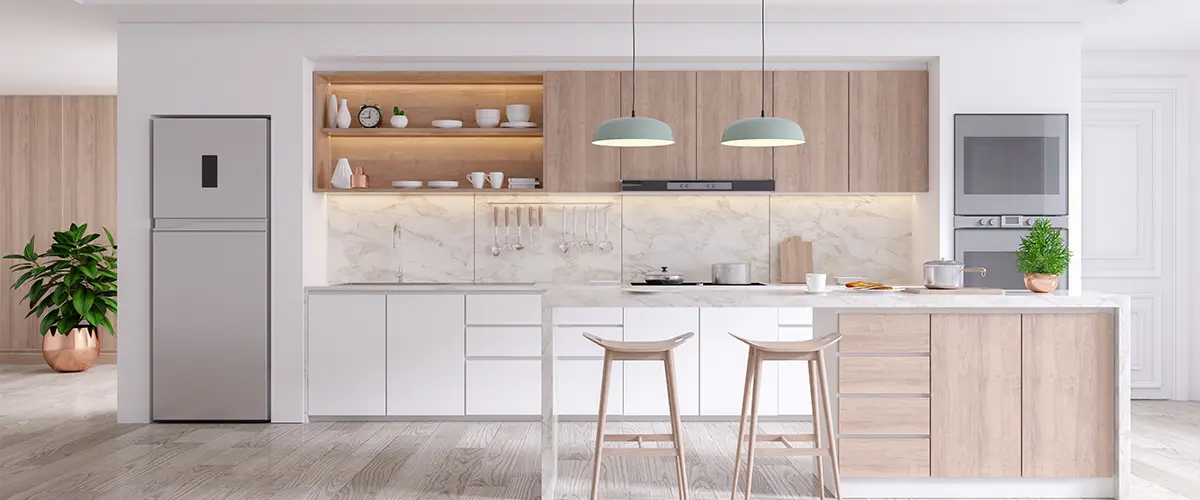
0 0 1196 94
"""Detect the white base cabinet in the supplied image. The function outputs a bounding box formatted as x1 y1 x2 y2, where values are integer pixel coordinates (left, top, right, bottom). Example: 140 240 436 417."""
557 359 624 416
467 360 542 415
307 294 387 416
700 308 779 416
386 294 466 416
623 308 701 416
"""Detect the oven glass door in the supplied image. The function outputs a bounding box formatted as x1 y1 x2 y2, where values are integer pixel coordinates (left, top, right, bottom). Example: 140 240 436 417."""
955 114 1068 216
954 228 1069 291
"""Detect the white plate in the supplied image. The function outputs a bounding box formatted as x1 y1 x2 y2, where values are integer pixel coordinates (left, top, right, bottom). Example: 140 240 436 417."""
391 181 423 189
500 121 538 128
427 181 459 189
432 120 463 129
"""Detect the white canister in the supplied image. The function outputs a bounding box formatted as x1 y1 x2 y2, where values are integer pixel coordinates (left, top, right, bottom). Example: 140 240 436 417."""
331 158 352 189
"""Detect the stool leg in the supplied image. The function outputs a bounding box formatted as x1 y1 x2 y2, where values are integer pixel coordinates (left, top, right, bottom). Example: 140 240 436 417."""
664 351 689 500
808 360 825 500
730 347 756 500
742 351 764 500
816 350 842 500
589 351 615 500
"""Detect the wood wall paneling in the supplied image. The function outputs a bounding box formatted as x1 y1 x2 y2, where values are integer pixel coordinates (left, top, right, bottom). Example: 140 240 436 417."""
849 71 929 192
930 314 1021 477
1 96 117 354
543 71 621 192
1021 313 1116 478
696 71 773 180
773 71 850 192
619 71 697 180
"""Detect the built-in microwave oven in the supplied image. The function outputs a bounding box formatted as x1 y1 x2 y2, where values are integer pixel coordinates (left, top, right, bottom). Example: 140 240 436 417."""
954 114 1068 216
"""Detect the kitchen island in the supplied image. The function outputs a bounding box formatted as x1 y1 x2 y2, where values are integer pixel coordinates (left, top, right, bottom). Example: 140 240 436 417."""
539 285 1130 500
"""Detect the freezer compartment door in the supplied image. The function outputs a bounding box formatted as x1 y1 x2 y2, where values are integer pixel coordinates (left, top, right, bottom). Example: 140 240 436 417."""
152 230 269 421
152 117 269 219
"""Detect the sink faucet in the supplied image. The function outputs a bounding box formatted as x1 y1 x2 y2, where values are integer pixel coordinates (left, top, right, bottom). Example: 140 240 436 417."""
393 222 404 282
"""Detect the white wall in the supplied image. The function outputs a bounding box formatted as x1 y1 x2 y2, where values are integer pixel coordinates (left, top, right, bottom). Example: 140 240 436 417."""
118 21 1084 423
1084 51 1199 400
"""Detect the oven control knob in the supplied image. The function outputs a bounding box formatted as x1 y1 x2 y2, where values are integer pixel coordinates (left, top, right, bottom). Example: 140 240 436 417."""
978 218 988 226
1025 219 1034 226
987 218 997 227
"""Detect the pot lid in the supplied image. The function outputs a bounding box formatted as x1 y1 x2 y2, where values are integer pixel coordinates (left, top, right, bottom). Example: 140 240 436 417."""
923 257 963 267
645 266 684 280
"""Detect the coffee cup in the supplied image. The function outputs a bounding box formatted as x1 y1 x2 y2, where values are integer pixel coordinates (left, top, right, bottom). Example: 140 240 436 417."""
506 104 531 123
466 172 486 189
806 273 828 292
487 172 505 189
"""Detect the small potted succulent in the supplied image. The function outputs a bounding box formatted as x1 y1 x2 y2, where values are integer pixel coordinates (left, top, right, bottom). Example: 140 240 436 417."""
390 107 407 128
1015 218 1071 293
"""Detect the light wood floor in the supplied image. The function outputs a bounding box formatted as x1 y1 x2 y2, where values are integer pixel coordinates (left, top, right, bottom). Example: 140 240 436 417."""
1 364 1197 500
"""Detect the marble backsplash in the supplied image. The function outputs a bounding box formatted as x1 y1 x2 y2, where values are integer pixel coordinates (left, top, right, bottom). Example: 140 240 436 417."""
327 194 916 284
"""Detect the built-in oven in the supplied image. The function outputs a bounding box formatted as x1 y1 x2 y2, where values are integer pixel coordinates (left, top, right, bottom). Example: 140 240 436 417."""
955 114 1068 216
954 215 1068 291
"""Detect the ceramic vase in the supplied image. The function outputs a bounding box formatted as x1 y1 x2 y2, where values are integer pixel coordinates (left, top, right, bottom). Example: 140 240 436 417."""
390 115 408 128
331 158 352 189
1023 273 1060 293
336 99 351 129
326 94 338 128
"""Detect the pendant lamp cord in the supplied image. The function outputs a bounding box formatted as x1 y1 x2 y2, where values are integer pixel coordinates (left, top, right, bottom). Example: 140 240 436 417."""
760 0 766 118
631 0 637 118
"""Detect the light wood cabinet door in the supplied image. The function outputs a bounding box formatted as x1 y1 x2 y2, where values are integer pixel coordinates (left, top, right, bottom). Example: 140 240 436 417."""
773 71 849 192
307 294 386 416
387 294 466 416
849 71 929 192
931 314 1022 477
544 71 621 192
620 71 696 180
696 71 773 180
1021 314 1116 478
840 438 931 477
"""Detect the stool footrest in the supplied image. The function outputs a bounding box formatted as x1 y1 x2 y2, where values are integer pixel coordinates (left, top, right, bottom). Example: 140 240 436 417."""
603 447 680 457
751 447 831 458
603 433 674 443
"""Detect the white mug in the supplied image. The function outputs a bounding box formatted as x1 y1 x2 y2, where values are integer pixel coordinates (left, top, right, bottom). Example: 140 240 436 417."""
487 172 505 189
806 273 828 292
466 172 486 189
506 104 531 123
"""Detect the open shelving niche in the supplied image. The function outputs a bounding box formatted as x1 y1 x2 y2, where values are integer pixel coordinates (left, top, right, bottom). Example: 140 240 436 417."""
313 72 545 193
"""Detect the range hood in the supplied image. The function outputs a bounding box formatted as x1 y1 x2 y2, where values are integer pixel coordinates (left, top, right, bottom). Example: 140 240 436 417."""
620 180 775 192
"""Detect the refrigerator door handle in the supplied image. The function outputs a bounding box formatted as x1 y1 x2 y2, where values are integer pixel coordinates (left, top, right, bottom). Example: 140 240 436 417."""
153 218 268 232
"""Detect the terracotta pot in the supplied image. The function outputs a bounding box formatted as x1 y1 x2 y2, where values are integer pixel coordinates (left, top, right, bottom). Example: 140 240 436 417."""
1023 273 1061 293
42 326 101 373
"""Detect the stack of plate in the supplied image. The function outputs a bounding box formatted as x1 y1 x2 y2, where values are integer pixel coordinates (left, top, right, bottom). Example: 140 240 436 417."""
508 178 539 189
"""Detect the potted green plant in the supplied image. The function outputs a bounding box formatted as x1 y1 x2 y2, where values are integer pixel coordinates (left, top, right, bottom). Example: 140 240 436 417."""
390 107 407 128
1015 218 1071 293
4 224 117 372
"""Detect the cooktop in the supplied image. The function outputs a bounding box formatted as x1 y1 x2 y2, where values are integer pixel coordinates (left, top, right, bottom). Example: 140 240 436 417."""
629 282 767 287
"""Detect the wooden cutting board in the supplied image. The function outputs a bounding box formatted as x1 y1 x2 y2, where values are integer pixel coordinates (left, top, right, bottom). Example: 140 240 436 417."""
901 287 1006 295
779 237 814 284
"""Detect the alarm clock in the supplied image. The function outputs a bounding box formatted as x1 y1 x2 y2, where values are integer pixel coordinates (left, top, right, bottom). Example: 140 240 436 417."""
358 104 382 128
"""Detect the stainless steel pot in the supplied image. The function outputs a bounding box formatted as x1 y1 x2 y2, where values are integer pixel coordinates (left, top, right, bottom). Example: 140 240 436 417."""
643 267 685 285
923 258 986 289
711 262 751 285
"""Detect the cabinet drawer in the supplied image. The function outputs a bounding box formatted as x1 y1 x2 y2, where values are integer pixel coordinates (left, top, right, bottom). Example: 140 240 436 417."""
839 314 930 352
778 307 814 325
466 327 541 358
466 295 542 325
840 356 930 394
466 360 541 415
840 397 930 435
555 326 621 358
556 359 623 415
840 438 931 477
554 307 623 325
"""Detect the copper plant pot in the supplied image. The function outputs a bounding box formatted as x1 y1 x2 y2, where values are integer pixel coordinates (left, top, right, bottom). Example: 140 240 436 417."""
1024 273 1061 294
42 326 101 373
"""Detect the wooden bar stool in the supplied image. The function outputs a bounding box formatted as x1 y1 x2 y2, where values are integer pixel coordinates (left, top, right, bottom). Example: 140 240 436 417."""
583 332 695 500
729 332 844 500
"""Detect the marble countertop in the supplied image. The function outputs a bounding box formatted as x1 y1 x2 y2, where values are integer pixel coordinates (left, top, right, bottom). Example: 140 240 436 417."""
306 282 546 294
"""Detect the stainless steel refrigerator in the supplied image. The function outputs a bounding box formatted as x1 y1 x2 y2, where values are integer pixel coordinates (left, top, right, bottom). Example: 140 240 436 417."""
151 117 270 422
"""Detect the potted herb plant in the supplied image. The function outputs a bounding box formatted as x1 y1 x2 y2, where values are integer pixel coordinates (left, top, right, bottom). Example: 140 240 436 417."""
4 224 117 372
1015 218 1070 293
390 107 407 128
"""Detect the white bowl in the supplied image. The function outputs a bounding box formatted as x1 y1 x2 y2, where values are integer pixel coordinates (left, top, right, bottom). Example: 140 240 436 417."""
475 108 501 119
506 104 531 123
427 181 459 189
476 118 500 128
431 120 463 129
391 181 423 189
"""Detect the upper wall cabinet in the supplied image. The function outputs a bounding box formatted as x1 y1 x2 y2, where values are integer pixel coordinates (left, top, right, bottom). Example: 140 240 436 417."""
696 71 774 180
544 71 622 192
849 71 930 192
620 71 697 181
773 71 851 193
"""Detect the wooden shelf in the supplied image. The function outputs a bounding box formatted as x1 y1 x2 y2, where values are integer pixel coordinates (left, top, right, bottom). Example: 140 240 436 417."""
317 187 544 194
323 127 542 138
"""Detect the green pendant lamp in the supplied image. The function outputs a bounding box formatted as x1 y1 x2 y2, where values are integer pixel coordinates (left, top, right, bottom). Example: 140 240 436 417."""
721 0 805 147
593 0 674 147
